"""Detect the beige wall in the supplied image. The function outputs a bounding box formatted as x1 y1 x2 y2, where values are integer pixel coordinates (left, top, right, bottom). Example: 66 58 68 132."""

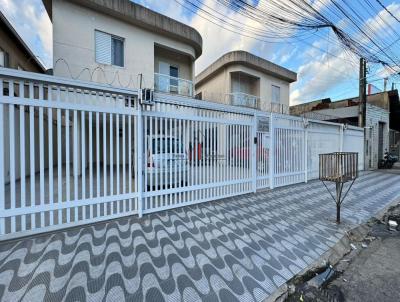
52 0 196 89
195 63 291 111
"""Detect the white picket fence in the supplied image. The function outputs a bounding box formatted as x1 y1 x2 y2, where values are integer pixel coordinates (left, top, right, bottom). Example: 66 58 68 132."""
0 68 364 240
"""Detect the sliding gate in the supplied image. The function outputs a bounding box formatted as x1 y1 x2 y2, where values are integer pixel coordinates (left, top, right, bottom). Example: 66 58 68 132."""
0 68 365 240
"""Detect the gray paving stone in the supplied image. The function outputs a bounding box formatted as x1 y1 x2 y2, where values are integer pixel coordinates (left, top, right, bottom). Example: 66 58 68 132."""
0 171 399 302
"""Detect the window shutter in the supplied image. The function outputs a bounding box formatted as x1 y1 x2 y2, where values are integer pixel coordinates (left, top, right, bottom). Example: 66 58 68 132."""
95 30 111 65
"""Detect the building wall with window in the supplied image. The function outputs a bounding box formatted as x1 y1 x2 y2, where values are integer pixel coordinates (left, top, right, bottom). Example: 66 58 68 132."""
49 0 201 90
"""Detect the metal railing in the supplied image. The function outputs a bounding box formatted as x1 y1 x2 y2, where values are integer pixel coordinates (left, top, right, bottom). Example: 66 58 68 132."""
0 68 365 240
154 73 193 97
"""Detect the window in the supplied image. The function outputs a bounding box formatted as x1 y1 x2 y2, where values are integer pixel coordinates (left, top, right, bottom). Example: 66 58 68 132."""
0 49 9 68
169 66 179 88
95 30 124 67
111 37 124 67
272 85 280 103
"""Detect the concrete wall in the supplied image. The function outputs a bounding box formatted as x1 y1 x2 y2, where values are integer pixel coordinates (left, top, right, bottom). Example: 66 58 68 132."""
52 0 196 88
195 63 291 111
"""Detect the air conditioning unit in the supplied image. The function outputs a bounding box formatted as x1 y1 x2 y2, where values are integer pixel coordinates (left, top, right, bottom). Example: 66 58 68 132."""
139 88 154 105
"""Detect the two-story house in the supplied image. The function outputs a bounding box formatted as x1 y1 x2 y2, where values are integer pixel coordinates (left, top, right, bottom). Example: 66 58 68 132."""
195 51 297 113
42 0 202 97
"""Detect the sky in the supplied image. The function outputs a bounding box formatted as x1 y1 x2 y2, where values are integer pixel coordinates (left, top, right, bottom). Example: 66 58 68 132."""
1 0 400 105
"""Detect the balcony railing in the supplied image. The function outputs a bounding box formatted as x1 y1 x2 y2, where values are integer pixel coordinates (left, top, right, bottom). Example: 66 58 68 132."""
154 73 193 97
227 92 260 109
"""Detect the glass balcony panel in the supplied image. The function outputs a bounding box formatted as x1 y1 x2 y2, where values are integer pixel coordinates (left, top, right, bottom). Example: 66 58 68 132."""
154 73 193 97
228 92 259 109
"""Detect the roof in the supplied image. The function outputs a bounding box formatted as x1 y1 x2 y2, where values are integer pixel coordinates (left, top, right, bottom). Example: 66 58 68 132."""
42 0 203 58
0 11 46 72
195 51 297 86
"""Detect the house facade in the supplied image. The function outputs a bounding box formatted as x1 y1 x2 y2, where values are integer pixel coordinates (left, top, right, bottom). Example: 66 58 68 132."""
0 11 46 73
43 0 202 97
194 51 297 113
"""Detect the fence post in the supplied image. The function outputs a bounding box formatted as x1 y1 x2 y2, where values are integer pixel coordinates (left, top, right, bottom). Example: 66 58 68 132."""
252 114 257 193
269 113 274 189
304 123 308 183
137 103 144 218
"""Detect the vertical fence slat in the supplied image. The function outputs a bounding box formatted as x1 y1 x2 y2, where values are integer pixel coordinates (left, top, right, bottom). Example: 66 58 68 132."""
81 111 86 204
73 109 78 222
65 109 70 225
19 81 26 230
122 114 126 211
110 113 113 198
116 114 120 197
89 111 93 199
0 80 5 234
9 81 16 232
48 87 54 225
29 84 36 228
38 84 45 227
57 108 62 221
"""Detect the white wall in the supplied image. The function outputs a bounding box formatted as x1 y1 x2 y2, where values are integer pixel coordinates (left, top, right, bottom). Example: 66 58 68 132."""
52 0 196 89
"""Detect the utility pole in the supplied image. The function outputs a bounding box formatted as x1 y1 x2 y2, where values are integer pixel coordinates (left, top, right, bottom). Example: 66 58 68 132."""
384 77 388 92
358 58 367 128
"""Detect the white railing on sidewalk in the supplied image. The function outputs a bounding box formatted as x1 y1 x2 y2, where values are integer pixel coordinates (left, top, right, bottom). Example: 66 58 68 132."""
154 73 194 97
0 68 365 240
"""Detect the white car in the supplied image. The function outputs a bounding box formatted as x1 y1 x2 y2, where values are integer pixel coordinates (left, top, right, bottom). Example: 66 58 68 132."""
145 135 188 189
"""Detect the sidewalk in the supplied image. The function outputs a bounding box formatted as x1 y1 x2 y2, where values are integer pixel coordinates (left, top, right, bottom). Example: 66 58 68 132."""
0 171 399 302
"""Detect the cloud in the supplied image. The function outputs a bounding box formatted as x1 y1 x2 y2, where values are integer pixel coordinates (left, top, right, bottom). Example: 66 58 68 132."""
290 46 359 105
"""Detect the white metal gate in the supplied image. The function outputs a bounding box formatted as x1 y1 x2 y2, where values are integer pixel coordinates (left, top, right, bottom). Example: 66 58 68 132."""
141 99 254 213
0 68 365 240
271 114 306 188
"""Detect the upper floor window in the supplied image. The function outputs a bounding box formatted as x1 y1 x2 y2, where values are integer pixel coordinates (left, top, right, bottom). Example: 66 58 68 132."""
0 48 9 68
95 30 124 67
272 85 280 103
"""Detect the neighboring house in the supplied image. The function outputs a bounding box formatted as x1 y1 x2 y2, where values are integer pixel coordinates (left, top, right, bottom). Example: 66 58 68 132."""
194 51 297 113
0 11 46 73
42 0 202 97
290 90 400 169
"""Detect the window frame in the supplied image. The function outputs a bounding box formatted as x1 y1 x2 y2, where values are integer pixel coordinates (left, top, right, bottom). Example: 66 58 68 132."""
111 35 124 67
95 30 125 68
271 84 281 104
